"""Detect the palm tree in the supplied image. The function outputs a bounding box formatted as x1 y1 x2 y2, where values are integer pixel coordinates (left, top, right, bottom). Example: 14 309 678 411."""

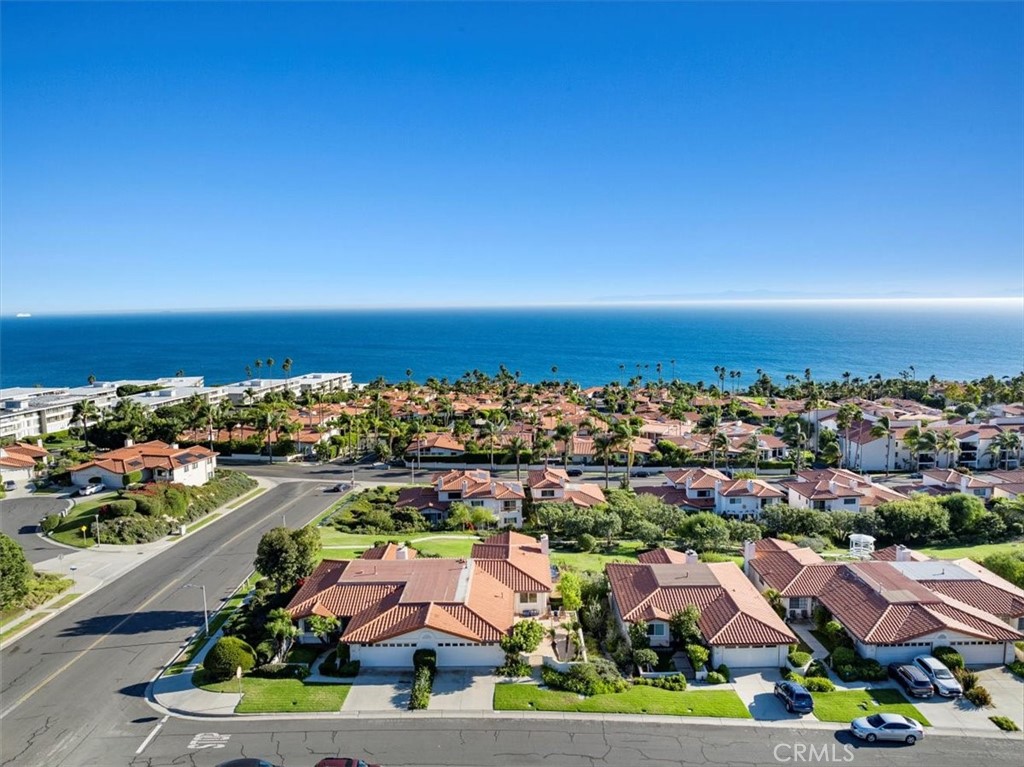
481 413 508 469
916 429 938 470
710 430 729 471
261 406 287 464
71 399 100 449
555 422 576 468
901 425 923 472
593 432 616 489
742 434 761 473
507 436 529 481
936 428 960 469
870 416 894 477
989 431 1022 470
612 418 641 487
254 359 263 379
282 357 293 380
835 403 860 470
266 358 275 376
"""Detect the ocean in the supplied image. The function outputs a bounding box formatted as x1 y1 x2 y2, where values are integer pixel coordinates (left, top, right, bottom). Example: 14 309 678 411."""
1 303 1021 389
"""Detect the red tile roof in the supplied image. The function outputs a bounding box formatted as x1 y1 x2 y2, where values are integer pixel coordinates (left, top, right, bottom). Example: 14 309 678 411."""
69 440 216 475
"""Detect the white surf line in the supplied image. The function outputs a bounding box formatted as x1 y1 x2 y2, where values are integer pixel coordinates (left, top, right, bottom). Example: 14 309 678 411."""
135 715 169 755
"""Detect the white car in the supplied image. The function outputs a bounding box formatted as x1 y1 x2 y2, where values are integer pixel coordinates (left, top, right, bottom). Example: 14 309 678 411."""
850 713 924 745
78 483 104 496
913 655 963 697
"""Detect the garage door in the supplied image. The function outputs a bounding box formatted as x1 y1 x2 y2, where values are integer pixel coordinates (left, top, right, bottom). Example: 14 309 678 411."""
435 644 504 668
716 646 783 668
355 644 417 668
948 641 1006 666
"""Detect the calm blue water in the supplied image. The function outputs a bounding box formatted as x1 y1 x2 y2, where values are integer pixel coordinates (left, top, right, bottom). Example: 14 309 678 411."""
1 305 1021 388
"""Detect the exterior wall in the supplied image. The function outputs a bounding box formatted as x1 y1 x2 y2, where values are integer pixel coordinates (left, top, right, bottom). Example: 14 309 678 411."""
0 465 32 484
350 628 504 668
713 644 788 669
855 631 1010 666
715 495 763 517
70 465 132 489
165 456 217 486
515 592 549 616
645 619 671 647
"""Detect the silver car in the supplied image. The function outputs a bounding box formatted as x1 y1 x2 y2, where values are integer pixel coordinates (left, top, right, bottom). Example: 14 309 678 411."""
914 655 963 698
850 713 925 745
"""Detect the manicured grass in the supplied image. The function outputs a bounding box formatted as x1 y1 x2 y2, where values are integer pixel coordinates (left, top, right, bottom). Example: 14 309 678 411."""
197 673 350 713
493 683 752 718
47 593 81 609
318 528 480 548
188 513 220 533
551 541 646 573
918 541 1024 561
164 579 252 675
286 644 324 666
48 496 117 547
810 689 931 726
0 613 48 643
412 538 478 558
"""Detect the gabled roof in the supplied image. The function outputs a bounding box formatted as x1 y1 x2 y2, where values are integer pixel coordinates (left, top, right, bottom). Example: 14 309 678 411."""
471 531 552 593
870 545 930 562
527 467 568 490
663 467 729 489
606 557 795 647
69 440 216 475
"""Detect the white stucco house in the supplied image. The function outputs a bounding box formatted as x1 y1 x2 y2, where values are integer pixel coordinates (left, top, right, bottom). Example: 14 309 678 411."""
68 440 217 489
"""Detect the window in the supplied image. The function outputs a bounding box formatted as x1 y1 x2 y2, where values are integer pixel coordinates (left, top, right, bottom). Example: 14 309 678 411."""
520 593 538 604
843 498 857 505
470 500 484 507
790 597 807 610
696 490 711 498
646 623 666 636
729 498 741 505
503 501 518 510
540 490 555 498
448 491 462 499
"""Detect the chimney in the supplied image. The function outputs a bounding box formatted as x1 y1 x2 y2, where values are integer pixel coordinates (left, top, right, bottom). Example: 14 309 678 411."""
462 479 468 492
685 549 699 564
171 442 179 449
714 479 722 493
124 438 134 448
960 475 969 492
895 544 910 562
747 479 755 493
540 534 549 555
685 476 692 491
36 438 44 448
829 480 837 494
396 544 409 560
742 540 757 575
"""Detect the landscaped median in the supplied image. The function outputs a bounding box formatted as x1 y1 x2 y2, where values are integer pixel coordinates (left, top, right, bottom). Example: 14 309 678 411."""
494 682 752 718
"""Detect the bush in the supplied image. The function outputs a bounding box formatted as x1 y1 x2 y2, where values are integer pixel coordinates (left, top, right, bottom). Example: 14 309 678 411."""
317 651 361 677
578 533 597 552
254 639 276 664
337 660 360 677
104 499 137 517
801 676 835 692
410 665 433 709
715 664 731 682
543 661 627 696
990 716 1020 732
805 660 829 679
812 605 832 631
856 659 887 681
40 514 61 533
632 648 659 671
831 647 855 667
823 620 845 642
787 651 812 669
705 671 727 685
98 514 171 544
634 674 687 691
686 644 709 669
955 669 979 692
833 664 856 682
932 646 964 671
413 648 437 675
965 686 992 707
251 663 308 679
1007 660 1024 679
204 636 256 680
495 658 532 678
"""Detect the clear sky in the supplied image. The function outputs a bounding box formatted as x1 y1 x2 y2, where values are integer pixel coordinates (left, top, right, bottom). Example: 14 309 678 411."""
2 1 1022 314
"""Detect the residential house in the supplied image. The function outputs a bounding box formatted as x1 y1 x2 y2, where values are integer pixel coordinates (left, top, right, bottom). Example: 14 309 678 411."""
403 432 466 458
744 538 1024 665
527 467 606 508
69 440 217 489
286 531 551 667
0 442 50 486
606 549 796 668
393 469 526 527
636 468 783 518
920 468 997 500
780 468 906 512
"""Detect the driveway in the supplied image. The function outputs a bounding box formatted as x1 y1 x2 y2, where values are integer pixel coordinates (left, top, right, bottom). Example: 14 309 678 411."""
430 669 497 711
732 668 815 722
341 671 413 711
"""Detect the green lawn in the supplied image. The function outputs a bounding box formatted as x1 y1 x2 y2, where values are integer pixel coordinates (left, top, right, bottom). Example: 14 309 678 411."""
494 683 752 718
286 644 324 666
0 613 47 643
918 541 1024 561
188 513 220 533
46 593 81 610
48 496 118 547
197 672 350 713
551 541 645 573
811 689 931 726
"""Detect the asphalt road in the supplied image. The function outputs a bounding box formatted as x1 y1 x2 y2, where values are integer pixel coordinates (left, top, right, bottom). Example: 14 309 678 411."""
0 481 337 767
126 716 1024 767
0 496 72 563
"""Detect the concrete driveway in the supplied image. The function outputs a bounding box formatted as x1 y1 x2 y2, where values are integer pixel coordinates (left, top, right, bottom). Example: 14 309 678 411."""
430 669 497 711
340 670 413 711
731 669 815 722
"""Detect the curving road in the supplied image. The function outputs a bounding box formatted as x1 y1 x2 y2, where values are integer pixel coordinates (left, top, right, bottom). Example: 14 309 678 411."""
0 496 73 564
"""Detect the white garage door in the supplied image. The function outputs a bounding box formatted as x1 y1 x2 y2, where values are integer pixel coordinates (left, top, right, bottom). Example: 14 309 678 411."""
716 646 782 668
435 644 504 668
356 644 417 668
948 641 1006 666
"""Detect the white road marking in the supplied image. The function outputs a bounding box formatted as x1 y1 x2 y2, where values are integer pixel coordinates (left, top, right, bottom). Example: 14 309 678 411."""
135 716 168 755
188 732 231 749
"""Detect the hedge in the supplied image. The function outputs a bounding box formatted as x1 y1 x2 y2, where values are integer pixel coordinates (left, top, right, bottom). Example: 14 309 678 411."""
705 671 727 685
931 646 965 671
409 648 437 709
204 636 256 680
788 651 811 668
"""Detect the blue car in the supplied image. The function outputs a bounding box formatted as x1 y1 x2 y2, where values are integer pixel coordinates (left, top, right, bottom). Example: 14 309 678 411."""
774 680 814 714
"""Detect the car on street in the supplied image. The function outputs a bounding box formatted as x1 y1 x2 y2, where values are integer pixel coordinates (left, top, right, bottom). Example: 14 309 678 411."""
566 468 583 477
913 655 963 698
773 679 814 714
631 469 652 477
78 483 103 496
850 712 925 745
887 662 934 698
327 482 350 492
370 462 389 470
314 759 380 767
3 480 16 492
215 759 283 767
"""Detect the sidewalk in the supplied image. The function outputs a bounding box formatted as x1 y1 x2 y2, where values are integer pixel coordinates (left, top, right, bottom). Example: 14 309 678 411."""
151 629 241 716
0 475 278 649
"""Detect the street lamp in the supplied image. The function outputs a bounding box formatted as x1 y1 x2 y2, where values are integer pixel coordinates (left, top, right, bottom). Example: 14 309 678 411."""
183 583 209 637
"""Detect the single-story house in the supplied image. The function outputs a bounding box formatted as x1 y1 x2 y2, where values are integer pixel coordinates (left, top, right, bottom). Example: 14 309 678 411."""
69 440 217 488
285 531 552 668
606 548 797 669
0 442 50 486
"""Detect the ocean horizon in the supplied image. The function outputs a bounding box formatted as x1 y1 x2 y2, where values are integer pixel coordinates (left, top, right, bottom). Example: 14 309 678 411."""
2 303 1021 390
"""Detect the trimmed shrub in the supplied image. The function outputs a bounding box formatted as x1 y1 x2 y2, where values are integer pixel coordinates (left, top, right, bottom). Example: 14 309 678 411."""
634 674 687 691
812 605 832 631
337 660 360 677
104 499 137 517
413 648 437 675
805 660 829 679
855 659 887 681
495 658 532 678
40 514 61 533
632 648 659 672
715 663 731 682
410 665 432 709
254 639 276 664
831 647 855 667
204 636 256 680
705 671 727 685
787 651 812 669
801 676 835 692
932 646 965 671
578 533 597 552
990 716 1020 732
965 686 992 707
686 644 709 670
251 663 308 680
833 664 856 682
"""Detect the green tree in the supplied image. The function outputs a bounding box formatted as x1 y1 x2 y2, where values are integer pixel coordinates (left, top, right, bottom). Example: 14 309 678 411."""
938 493 986 536
558 570 583 611
676 512 729 552
254 527 300 593
445 502 473 531
469 506 496 530
265 607 299 659
978 551 1024 589
0 533 33 611
291 525 320 580
870 415 894 477
875 497 950 546
500 619 546 654
628 620 651 649
669 605 701 645
204 636 256 680
71 399 100 449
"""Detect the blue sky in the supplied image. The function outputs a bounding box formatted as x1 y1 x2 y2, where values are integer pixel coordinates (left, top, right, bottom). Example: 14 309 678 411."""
2 2 1022 313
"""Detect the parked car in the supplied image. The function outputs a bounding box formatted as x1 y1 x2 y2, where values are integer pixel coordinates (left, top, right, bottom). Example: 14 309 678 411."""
913 655 963 698
887 663 934 698
631 469 651 477
78 483 103 497
773 680 814 714
370 462 389 470
850 713 925 745
566 468 583 477
215 760 283 767
314 759 380 767
3 480 16 492
327 483 349 493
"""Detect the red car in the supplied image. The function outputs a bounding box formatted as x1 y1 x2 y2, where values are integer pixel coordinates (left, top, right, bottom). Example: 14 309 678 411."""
315 760 380 767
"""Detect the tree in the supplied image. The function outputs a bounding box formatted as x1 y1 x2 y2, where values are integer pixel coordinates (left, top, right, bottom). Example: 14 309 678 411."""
500 619 545 654
979 551 1024 590
281 357 293 380
874 497 950 546
870 416 894 477
469 506 495 530
936 428 961 469
558 570 583 611
0 533 32 611
938 493 986 536
676 513 729 552
628 620 650 649
204 636 256 680
507 436 529 481
254 527 300 593
445 503 473 531
632 647 659 671
291 525 320 580
306 615 340 644
593 432 616 489
669 605 701 645
71 399 100 449
265 607 298 659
